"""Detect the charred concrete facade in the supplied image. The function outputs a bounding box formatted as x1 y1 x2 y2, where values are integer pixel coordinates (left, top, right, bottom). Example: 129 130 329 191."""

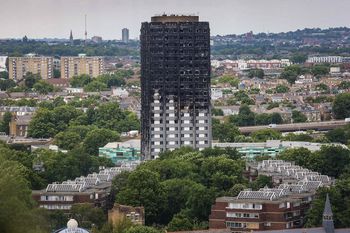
141 15 212 159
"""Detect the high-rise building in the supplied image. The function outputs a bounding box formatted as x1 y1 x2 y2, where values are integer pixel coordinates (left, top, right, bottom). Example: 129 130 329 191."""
60 54 104 79
140 15 211 159
91 36 103 43
122 28 129 43
9 54 53 81
0 56 7 72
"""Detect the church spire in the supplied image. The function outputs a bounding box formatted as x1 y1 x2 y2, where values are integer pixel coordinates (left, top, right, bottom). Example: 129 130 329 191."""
323 193 335 233
69 30 73 45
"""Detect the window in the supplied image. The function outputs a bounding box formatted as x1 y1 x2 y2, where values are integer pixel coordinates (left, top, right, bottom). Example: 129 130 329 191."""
293 210 301 216
293 201 300 207
226 212 259 219
286 202 290 208
264 222 271 227
228 203 262 210
226 222 247 229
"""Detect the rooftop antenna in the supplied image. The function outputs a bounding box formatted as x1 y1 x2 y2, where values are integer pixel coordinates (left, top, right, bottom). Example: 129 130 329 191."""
84 14 87 45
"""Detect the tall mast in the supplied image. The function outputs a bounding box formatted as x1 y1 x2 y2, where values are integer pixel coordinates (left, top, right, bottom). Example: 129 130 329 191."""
84 14 87 45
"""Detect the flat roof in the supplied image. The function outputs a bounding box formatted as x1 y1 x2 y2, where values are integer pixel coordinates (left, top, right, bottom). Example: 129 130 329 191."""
216 192 314 204
151 15 199 23
104 139 140 149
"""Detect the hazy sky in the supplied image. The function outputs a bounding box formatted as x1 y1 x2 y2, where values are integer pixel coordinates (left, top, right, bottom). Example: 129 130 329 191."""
2 0 350 40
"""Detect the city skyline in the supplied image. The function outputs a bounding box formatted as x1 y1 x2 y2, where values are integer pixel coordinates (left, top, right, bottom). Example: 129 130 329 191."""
1 0 350 40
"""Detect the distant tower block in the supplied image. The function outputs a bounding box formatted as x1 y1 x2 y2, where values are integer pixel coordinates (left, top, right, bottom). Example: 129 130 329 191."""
122 28 129 43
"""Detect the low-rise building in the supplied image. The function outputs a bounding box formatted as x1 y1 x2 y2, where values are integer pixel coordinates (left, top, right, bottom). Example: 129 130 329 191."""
45 78 70 88
112 87 129 98
212 140 347 160
9 114 32 137
211 88 224 100
0 106 37 119
215 106 240 116
108 204 145 225
100 139 141 165
32 165 138 211
209 160 332 232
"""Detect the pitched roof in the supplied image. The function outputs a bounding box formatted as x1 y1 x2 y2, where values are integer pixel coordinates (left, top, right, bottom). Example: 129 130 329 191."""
323 193 333 216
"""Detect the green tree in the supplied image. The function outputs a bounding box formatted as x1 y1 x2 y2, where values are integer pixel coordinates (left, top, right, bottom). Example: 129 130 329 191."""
228 183 246 197
33 80 54 94
0 71 9 79
88 102 140 132
326 125 350 144
283 133 313 142
338 81 350 90
305 179 350 228
167 212 193 232
249 175 273 190
281 65 302 84
212 120 241 142
28 108 56 138
70 203 106 229
312 146 350 178
315 83 330 94
311 65 329 76
248 69 264 79
84 81 108 92
275 84 289 93
54 131 82 150
212 108 224 116
333 93 350 119
161 179 198 223
0 79 16 91
116 169 166 225
28 105 82 138
255 113 271 125
0 154 48 233
23 72 41 89
217 75 239 87
95 73 126 88
270 112 283 124
229 105 255 126
267 102 279 110
83 128 120 155
290 53 307 64
277 147 312 167
125 226 163 233
70 74 92 87
292 110 307 123
1 112 12 135
251 129 281 142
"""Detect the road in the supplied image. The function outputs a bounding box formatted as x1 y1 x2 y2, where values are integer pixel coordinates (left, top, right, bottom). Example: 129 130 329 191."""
239 120 349 134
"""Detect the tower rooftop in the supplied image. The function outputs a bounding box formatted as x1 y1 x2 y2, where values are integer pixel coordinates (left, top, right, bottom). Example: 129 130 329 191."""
151 14 199 23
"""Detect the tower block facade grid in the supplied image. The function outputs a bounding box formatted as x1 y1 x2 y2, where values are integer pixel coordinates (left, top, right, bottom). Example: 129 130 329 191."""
141 15 212 159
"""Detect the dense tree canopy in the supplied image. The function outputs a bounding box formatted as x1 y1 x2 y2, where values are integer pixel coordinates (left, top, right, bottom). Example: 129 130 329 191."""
333 93 350 119
277 146 350 178
280 65 303 84
248 69 264 79
112 147 246 230
0 153 48 233
228 105 283 127
292 110 307 123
